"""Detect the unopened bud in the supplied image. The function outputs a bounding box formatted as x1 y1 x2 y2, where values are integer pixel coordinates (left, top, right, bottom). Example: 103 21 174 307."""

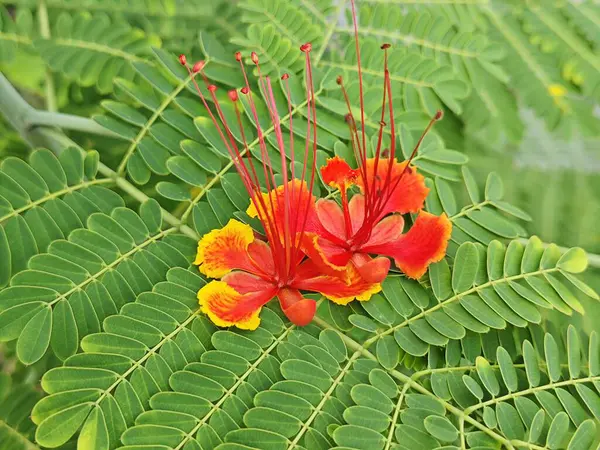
208 84 217 92
381 43 391 50
235 51 242 62
228 90 239 102
251 52 259 64
336 75 343 85
434 110 444 120
178 54 187 65
241 87 250 95
281 73 289 80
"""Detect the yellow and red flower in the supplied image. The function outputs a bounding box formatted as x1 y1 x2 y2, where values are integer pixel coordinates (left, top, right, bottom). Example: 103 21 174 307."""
180 0 452 330
181 44 379 330
194 216 380 330
300 0 452 284
304 156 452 281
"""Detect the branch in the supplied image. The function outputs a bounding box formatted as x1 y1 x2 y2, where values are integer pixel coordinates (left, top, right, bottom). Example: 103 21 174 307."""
0 73 199 241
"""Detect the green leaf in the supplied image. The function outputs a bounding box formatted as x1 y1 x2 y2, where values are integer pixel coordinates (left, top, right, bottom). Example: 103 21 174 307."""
547 411 569 449
51 299 78 361
452 242 479 293
484 172 504 201
424 415 458 442
17 305 52 364
557 247 588 273
376 335 400 370
36 403 92 447
333 425 385 450
78 405 109 450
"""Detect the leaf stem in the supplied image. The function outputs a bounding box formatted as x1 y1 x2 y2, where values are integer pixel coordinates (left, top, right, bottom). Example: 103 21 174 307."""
312 316 519 450
0 76 200 241
37 0 57 113
24 110 123 138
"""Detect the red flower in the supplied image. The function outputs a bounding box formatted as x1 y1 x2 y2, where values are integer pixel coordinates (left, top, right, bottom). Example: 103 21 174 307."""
301 0 452 285
181 45 380 329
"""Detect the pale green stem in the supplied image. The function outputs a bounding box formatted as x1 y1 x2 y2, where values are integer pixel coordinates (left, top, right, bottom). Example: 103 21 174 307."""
37 0 57 112
0 76 199 240
24 110 123 138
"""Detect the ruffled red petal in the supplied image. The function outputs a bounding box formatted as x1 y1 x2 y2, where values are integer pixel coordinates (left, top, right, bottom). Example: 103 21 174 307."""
363 211 452 279
320 156 357 192
246 180 319 238
356 158 429 216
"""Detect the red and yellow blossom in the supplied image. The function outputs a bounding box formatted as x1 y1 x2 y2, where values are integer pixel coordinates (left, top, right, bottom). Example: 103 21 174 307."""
194 217 380 329
180 43 379 330
300 0 452 285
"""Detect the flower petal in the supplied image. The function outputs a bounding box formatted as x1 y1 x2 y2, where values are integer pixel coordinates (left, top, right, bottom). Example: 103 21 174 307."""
293 260 382 305
315 199 346 240
360 214 404 250
357 158 429 216
320 156 357 192
197 274 278 330
194 219 258 278
278 288 316 326
365 211 452 279
351 254 391 284
247 240 275 278
246 180 318 236
301 233 352 276
348 194 365 234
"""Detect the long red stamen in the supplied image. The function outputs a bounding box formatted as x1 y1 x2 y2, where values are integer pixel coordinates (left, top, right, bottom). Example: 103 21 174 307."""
293 43 318 277
182 46 318 285
180 54 286 279
370 44 395 220
282 73 298 263
335 2 444 247
384 110 443 203
236 57 286 276
350 0 367 173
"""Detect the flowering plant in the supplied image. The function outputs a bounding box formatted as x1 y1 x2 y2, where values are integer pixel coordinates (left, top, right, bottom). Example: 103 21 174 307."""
180 0 451 330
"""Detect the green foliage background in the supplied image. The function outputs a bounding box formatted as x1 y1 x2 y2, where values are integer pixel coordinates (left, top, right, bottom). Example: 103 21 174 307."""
0 0 599 449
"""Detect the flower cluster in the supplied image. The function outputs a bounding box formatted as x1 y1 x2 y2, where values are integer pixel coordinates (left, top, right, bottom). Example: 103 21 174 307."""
179 0 451 330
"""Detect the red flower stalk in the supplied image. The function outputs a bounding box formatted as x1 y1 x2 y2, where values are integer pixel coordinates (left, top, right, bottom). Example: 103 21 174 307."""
180 45 380 329
301 0 452 285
